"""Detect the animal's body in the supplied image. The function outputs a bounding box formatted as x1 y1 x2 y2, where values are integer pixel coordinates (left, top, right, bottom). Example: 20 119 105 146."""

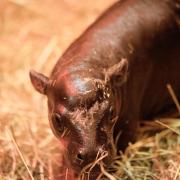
30 0 180 179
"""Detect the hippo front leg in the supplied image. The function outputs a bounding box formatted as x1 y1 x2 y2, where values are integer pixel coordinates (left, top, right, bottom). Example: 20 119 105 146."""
114 112 140 151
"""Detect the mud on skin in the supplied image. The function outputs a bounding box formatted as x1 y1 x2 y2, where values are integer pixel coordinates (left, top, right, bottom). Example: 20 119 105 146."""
30 0 180 179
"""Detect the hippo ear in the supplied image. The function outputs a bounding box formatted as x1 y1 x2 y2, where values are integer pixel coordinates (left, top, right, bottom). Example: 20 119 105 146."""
29 70 49 95
105 58 128 86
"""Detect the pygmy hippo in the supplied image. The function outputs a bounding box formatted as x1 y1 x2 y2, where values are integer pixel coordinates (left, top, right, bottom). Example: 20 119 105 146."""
30 0 180 179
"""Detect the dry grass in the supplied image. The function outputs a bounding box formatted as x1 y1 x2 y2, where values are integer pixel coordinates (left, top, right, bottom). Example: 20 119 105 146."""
108 119 180 180
0 0 179 180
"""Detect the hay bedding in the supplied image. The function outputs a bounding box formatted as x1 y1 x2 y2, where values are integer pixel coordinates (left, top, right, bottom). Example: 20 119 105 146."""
0 0 179 179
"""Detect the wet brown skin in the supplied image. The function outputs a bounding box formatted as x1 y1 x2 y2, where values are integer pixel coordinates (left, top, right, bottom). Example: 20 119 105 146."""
30 0 180 179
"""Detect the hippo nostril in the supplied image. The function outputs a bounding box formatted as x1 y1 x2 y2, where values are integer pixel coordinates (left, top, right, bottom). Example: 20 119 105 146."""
77 153 84 160
75 153 85 165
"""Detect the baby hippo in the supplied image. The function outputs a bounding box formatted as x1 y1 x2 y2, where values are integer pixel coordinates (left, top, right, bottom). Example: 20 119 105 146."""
30 0 180 179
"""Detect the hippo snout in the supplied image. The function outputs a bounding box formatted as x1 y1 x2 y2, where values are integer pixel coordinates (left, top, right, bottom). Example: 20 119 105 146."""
66 144 111 173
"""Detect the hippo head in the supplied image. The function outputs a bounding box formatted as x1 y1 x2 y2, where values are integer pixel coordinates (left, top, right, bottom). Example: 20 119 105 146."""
29 59 128 177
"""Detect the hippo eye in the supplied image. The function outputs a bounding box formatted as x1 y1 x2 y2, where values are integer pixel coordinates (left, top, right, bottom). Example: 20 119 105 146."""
52 113 64 135
109 106 114 119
